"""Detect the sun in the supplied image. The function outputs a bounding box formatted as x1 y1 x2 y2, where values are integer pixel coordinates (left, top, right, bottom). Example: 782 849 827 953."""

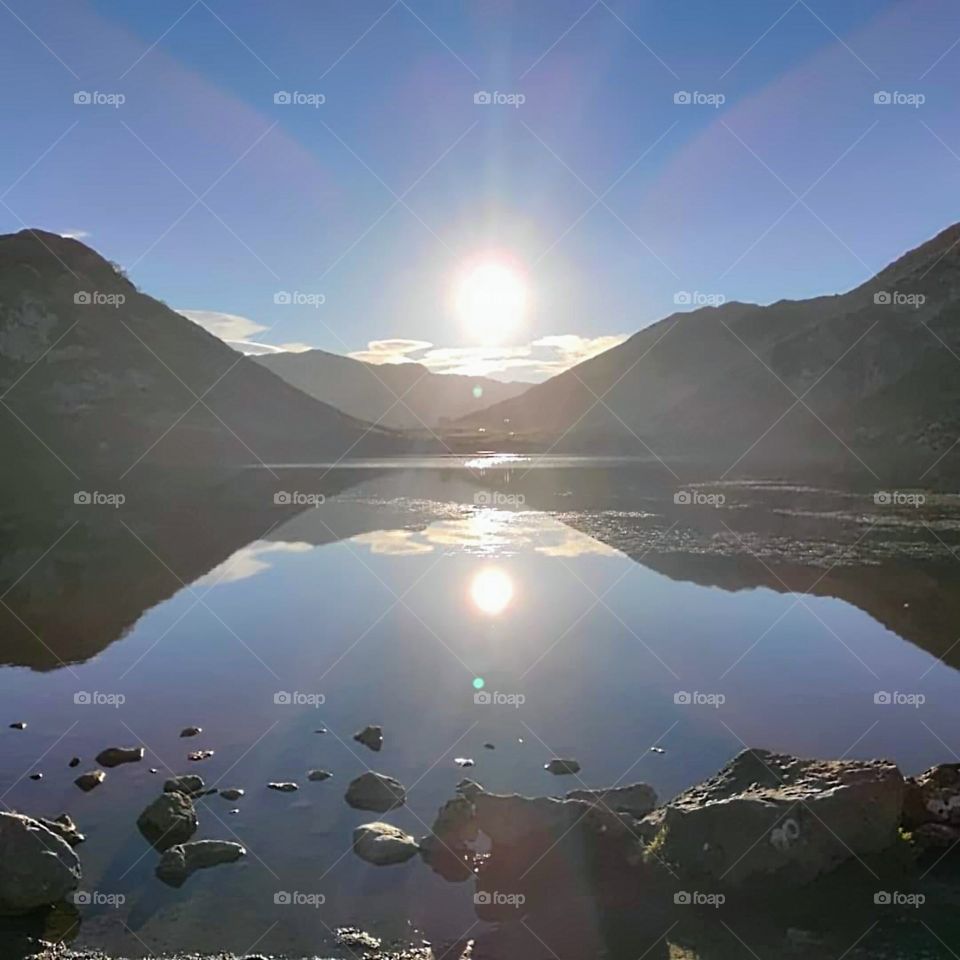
469 567 515 616
455 256 529 345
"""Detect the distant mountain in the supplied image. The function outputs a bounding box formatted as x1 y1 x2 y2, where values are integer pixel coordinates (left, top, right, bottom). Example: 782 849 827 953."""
459 222 960 483
0 230 406 476
253 348 529 430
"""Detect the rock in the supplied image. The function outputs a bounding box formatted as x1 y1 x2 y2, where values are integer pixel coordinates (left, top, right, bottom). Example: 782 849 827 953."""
38 814 84 847
454 758 475 768
9 722 26 730
219 788 245 801
28 773 42 781
314 726 327 734
95 746 144 768
137 792 198 851
484 743 495 750
903 763 960 829
164 775 205 797
544 759 580 775
353 822 419 865
354 725 383 752
430 796 479 846
74 770 105 792
307 769 332 782
457 778 484 800
566 783 658 819
912 822 960 851
68 757 80 768
345 772 406 812
650 746 665 754
156 840 246 887
187 749 214 762
473 792 586 847
641 749 904 886
179 726 202 738
267 782 298 793
0 813 81 914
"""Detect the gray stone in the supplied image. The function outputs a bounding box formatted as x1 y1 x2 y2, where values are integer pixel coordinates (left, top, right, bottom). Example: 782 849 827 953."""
219 788 245 801
38 814 84 847
0 812 81 914
345 772 406 812
544 759 580 775
156 840 246 887
164 775 205 796
307 769 332 782
903 763 960 829
95 746 144 768
267 782 298 792
353 822 419 865
137 792 198 851
566 782 657 819
354 725 383 752
74 770 105 792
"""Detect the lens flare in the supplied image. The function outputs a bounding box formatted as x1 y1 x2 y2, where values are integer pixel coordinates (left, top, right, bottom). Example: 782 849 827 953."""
455 257 528 344
469 567 514 616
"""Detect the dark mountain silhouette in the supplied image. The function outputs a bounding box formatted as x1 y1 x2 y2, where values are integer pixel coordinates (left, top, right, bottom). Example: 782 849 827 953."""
0 230 407 477
253 347 529 430
458 222 960 484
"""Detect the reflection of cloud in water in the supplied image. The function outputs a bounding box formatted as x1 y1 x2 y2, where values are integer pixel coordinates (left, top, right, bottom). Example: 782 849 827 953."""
198 541 313 586
349 511 621 559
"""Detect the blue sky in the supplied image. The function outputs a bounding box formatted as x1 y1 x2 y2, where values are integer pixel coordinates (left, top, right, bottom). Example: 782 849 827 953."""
1 0 958 380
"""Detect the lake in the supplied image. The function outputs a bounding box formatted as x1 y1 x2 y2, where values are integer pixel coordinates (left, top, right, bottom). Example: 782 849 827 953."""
1 458 959 958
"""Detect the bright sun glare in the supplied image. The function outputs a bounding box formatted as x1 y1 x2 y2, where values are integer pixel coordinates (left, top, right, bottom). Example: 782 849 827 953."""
469 567 514 616
455 257 528 345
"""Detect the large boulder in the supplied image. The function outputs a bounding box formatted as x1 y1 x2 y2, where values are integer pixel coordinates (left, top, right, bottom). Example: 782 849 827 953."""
353 822 419 865
902 763 960 851
156 840 246 887
137 792 198 851
0 813 81 914
345 772 406 812
642 749 904 886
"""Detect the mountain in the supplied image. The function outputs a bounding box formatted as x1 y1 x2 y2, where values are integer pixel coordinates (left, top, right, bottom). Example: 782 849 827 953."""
459 222 960 483
253 348 529 430
0 230 406 476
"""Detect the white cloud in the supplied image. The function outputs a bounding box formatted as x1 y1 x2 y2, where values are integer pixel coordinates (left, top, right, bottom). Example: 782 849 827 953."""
60 229 91 240
179 309 268 342
347 339 434 364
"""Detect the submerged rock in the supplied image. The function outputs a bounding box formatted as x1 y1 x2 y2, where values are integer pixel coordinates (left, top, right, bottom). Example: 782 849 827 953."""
455 758 475 768
0 813 81 914
640 748 904 886
354 725 383 752
353 822 419 865
345 772 406 812
163 775 205 797
137 792 198 851
28 773 42 781
267 782 298 793
187 749 214 762
544 759 581 775
74 770 105 792
95 746 144 768
457 779 484 800
156 839 245 887
179 726 202 738
219 788 245 801
307 769 332 782
9 722 26 730
68 757 80 768
38 814 84 847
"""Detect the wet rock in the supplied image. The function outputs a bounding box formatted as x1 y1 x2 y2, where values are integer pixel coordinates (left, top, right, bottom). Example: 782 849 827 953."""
337 927 381 951
163 775 205 797
641 748 904 886
903 763 960 829
68 757 80 768
345 772 406 812
455 758 475 768
179 726 202 738
95 746 144 768
155 839 245 887
484 743 496 750
9 722 26 730
544 759 581 775
28 773 42 781
431 796 479 847
38 814 84 847
267 782 298 792
473 792 586 847
219 788 244 801
418 834 475 882
650 746 665 754
0 813 81 914
137 792 198 851
354 725 383 752
912 822 960 850
187 749 214 762
457 779 484 800
566 783 658 819
74 770 105 792
307 769 332 782
353 822 419 865
314 726 327 734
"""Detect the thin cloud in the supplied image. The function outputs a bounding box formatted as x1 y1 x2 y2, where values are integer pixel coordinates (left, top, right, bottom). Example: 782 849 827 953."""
179 308 268 342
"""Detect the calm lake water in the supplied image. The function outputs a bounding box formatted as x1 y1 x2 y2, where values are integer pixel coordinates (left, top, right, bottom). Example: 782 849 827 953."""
1 459 959 957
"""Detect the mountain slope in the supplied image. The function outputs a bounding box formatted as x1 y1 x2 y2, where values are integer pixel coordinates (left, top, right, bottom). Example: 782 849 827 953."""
0 230 406 476
253 348 529 429
460 222 960 482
